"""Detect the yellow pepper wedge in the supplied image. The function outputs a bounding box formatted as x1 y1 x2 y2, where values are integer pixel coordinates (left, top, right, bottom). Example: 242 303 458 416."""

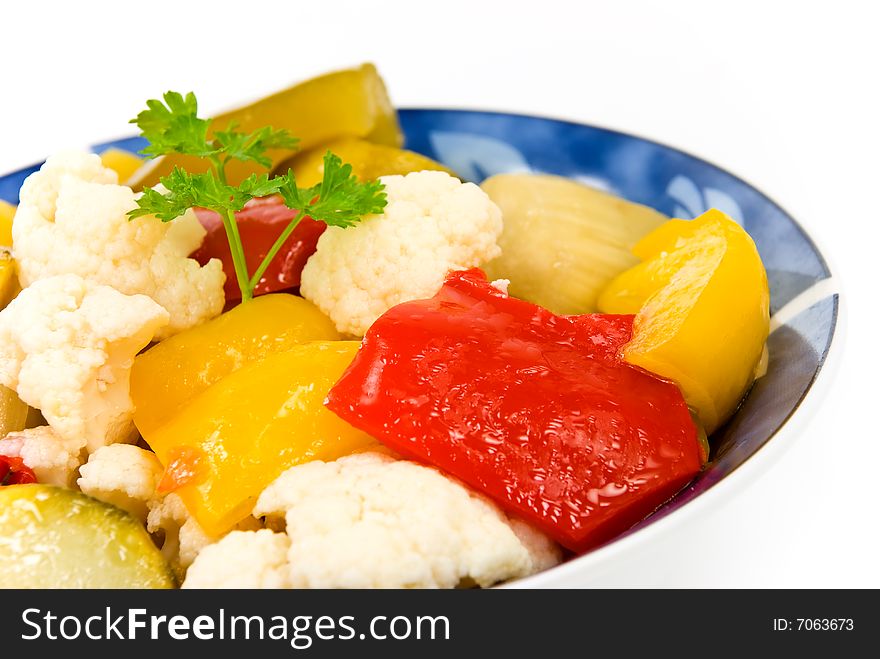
598 209 770 433
0 200 15 246
0 251 19 310
99 148 145 184
130 63 402 189
1 203 22 307
279 137 457 187
145 341 376 535
131 294 339 436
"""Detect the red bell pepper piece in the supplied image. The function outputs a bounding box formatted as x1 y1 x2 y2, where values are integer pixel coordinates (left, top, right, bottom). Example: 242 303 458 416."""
0 455 37 486
191 196 326 301
326 268 701 553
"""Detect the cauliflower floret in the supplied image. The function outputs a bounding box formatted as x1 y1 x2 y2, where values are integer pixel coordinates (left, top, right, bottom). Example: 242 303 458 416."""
0 426 82 487
146 489 263 580
146 492 215 578
250 452 561 588
490 278 510 295
77 444 163 522
0 274 169 452
182 530 291 589
300 170 503 336
507 517 566 575
13 151 224 339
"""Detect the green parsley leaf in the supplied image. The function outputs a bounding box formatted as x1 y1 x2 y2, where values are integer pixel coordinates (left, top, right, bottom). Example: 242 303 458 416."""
127 185 193 222
214 124 299 169
278 151 387 228
128 167 251 222
130 92 216 159
126 91 386 302
237 173 285 199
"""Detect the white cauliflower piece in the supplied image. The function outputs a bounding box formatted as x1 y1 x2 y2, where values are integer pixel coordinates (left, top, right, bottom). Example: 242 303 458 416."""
146 492 215 577
300 170 503 336
490 278 510 295
13 151 224 339
182 530 291 589
507 517 566 575
77 444 163 522
146 490 263 579
0 426 82 487
0 274 169 452
252 452 561 588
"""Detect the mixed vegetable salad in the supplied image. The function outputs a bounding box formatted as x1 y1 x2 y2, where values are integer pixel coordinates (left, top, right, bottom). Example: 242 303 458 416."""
0 64 770 589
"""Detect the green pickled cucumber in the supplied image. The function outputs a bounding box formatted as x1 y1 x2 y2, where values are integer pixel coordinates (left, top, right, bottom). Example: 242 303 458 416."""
0 484 175 588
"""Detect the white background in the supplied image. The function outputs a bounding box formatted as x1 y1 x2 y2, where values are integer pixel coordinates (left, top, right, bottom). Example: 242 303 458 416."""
1 0 877 587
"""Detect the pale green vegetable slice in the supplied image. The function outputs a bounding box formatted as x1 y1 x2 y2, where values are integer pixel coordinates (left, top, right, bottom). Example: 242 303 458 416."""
0 484 175 588
482 173 667 314
0 385 43 438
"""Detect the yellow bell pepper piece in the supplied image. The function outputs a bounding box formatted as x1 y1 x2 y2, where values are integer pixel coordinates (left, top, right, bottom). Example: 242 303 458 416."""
0 200 15 246
596 218 697 314
281 137 456 187
130 63 402 190
132 294 339 436
99 148 144 184
0 250 20 310
146 341 375 535
598 209 770 433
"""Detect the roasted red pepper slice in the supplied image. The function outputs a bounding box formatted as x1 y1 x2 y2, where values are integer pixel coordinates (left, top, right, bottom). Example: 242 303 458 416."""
192 196 326 301
326 268 701 553
0 455 37 486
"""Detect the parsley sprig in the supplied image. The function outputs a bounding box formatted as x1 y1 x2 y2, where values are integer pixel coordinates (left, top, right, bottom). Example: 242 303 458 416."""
127 91 387 301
